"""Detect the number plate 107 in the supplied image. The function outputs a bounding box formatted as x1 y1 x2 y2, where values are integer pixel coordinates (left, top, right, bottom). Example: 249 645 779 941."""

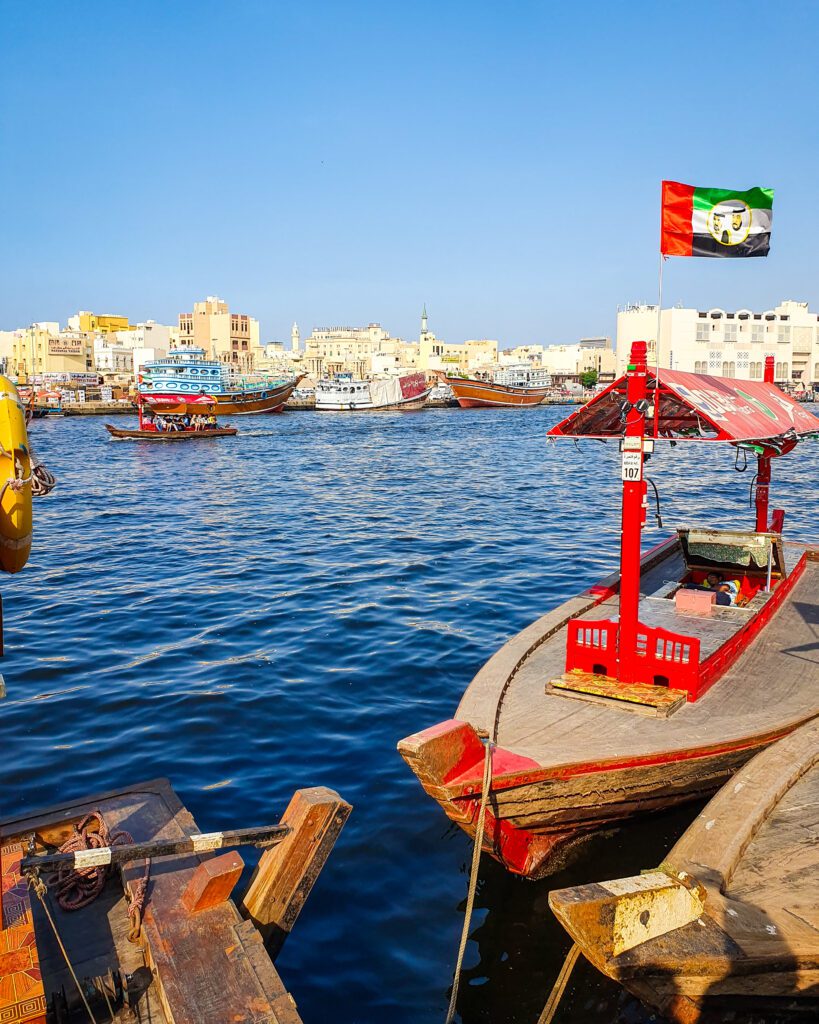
621 450 643 481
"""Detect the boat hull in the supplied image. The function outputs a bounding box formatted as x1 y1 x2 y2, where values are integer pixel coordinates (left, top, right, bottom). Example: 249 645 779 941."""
316 388 432 412
105 425 237 440
440 374 551 408
141 376 301 415
399 541 819 878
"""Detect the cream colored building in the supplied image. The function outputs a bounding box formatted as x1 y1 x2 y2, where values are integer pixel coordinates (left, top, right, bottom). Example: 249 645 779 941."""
616 300 819 387
417 308 499 373
3 323 95 380
302 322 402 378
178 296 261 371
537 337 616 380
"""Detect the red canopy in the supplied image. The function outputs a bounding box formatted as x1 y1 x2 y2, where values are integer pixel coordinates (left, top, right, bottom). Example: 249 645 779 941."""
548 369 819 446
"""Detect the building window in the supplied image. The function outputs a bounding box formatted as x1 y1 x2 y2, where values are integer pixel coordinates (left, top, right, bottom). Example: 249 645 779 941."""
778 326 790 344
724 324 738 342
694 360 707 373
695 323 710 342
722 361 735 377
751 325 764 343
775 361 789 379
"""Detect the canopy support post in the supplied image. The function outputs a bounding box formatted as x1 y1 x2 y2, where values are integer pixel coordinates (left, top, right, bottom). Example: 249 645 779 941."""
617 341 649 684
755 356 775 532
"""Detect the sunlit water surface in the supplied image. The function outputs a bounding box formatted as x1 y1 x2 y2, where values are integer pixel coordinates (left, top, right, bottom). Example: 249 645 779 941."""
3 407 817 1023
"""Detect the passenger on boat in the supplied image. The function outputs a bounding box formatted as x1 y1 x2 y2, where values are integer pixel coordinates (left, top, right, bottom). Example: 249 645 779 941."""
684 572 738 605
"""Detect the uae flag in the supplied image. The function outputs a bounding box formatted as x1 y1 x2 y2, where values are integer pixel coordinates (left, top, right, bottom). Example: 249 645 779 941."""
661 181 773 258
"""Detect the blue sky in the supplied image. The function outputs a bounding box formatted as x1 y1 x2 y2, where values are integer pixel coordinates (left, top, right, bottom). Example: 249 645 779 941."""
2 1 818 347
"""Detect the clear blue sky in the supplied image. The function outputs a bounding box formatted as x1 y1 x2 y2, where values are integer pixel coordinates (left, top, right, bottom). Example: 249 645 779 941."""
2 1 818 347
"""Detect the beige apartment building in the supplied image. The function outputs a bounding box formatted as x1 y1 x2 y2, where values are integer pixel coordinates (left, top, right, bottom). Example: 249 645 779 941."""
0 323 95 380
178 296 261 371
616 299 819 387
301 323 409 378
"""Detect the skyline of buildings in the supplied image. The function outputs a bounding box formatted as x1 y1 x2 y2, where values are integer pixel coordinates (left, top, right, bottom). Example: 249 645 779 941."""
2 294 817 392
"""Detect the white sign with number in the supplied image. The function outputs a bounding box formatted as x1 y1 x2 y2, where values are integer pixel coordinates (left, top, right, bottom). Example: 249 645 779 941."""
621 450 643 481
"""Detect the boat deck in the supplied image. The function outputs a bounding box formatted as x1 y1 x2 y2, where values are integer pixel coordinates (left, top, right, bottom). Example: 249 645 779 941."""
457 541 819 768
0 780 301 1024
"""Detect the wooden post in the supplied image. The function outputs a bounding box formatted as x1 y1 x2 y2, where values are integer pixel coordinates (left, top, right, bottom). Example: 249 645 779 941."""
241 786 351 957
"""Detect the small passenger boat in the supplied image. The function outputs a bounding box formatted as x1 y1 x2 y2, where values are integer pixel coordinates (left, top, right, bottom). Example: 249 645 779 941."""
106 423 237 440
0 778 351 1023
315 371 431 411
549 717 819 1022
106 397 237 441
440 370 552 407
399 349 819 878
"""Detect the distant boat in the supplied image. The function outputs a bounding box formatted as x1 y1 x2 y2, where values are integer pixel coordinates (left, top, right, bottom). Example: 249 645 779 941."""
139 348 302 415
315 372 431 411
439 370 552 408
105 424 237 441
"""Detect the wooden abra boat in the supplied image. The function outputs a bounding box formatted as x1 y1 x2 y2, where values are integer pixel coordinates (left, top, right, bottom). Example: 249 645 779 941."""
439 371 552 408
105 424 237 441
0 778 350 1023
399 349 819 878
549 717 819 1022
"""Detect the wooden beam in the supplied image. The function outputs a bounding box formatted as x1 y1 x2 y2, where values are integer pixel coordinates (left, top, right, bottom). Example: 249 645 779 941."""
241 787 351 956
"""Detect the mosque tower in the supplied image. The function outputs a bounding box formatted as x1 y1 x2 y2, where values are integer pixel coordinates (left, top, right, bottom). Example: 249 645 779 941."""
291 322 300 353
421 304 428 338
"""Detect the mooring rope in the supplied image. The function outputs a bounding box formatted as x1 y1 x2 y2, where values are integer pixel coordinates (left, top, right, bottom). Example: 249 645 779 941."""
27 872 107 1024
537 942 581 1024
444 733 494 1024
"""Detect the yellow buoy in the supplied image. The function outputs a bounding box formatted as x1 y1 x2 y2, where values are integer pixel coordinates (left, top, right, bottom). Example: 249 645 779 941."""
0 378 32 573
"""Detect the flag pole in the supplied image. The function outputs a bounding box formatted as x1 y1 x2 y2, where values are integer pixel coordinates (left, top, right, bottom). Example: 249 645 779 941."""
653 250 664 437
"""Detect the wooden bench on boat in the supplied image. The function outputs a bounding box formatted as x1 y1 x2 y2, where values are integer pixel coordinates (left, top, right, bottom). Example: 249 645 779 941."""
549 716 819 1022
0 778 351 1023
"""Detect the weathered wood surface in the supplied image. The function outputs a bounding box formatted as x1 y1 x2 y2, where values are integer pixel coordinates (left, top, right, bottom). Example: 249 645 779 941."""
549 718 819 1021
1 779 304 1024
242 787 352 956
458 544 819 767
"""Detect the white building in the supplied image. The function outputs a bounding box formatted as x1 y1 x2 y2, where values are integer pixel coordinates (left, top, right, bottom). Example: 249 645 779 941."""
616 299 819 387
94 338 134 374
538 337 616 380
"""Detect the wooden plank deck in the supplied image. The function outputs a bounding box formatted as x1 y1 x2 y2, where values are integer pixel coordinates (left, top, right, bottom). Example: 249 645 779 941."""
457 544 819 768
1 780 302 1024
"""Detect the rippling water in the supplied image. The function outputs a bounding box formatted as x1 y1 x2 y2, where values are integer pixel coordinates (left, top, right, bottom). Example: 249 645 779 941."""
3 406 818 1022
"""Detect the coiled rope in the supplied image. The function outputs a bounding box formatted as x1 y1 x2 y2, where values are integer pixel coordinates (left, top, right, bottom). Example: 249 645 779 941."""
52 811 133 911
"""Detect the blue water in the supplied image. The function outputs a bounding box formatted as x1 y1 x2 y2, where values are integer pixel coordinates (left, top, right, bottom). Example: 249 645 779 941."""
3 407 818 1022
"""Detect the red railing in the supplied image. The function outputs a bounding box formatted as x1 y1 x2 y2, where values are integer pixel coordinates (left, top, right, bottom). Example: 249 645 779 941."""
566 618 702 696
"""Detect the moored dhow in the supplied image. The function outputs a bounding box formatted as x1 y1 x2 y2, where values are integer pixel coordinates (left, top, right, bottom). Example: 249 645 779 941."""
399 347 819 879
440 368 553 407
139 348 303 415
315 371 431 411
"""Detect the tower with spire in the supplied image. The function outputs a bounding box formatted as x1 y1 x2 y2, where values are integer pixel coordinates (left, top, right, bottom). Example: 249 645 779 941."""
421 304 428 338
291 322 300 353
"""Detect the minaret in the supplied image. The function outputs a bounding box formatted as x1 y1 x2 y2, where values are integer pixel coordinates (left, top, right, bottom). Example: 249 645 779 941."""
291 322 300 353
421 304 428 338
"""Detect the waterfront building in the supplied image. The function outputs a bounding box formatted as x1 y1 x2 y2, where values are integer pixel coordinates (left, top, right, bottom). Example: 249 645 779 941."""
68 311 135 335
499 344 546 367
418 308 499 373
177 296 261 371
2 323 95 380
302 322 399 378
539 337 616 382
616 299 819 388
94 337 134 374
